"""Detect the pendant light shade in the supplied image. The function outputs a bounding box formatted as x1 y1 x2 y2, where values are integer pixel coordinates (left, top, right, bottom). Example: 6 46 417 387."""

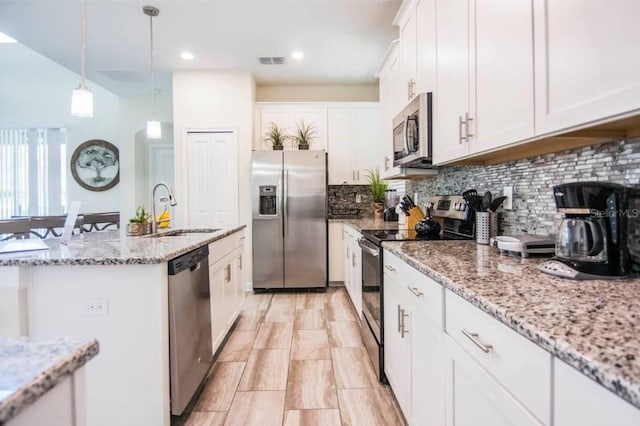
144 5 161 139
71 0 93 117
146 120 162 139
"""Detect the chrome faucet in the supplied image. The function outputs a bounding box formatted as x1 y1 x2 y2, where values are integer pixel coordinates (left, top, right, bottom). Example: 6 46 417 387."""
152 182 178 234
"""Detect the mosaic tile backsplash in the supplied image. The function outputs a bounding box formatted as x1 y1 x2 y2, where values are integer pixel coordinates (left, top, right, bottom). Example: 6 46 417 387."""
328 185 374 219
407 138 640 260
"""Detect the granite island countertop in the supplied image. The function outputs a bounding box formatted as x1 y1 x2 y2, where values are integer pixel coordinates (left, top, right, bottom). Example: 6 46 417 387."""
383 240 640 409
0 337 99 424
0 225 245 267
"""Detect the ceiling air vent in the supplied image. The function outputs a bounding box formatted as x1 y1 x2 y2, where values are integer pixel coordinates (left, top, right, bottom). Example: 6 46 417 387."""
100 70 146 81
258 57 286 65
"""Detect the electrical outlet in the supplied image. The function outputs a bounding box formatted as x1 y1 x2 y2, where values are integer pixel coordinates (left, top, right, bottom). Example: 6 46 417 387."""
83 299 109 316
503 186 513 210
355 194 362 203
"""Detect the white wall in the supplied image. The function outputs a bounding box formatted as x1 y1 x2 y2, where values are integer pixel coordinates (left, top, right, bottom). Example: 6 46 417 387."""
173 70 255 286
117 96 173 220
0 43 121 213
256 84 379 102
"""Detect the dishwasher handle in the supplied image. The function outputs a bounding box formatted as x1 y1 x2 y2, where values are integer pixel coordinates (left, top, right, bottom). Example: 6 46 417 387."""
168 245 209 275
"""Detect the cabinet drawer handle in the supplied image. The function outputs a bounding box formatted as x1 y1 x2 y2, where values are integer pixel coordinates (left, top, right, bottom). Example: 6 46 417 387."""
459 115 466 144
225 264 231 282
461 329 492 353
397 304 402 333
238 255 243 270
385 156 390 170
407 286 423 298
465 112 474 138
357 170 360 181
401 309 409 338
385 265 396 272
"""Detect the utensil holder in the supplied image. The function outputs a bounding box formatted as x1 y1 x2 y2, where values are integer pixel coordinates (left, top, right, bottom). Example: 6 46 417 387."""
476 212 495 245
406 207 425 231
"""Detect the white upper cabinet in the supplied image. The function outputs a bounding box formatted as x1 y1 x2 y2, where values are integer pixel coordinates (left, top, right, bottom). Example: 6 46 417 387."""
396 0 436 102
327 105 380 184
471 0 534 152
434 0 535 164
256 105 328 151
533 0 640 135
378 41 400 177
433 0 470 164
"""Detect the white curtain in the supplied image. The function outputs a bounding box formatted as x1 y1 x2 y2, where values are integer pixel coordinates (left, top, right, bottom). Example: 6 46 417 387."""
0 128 66 218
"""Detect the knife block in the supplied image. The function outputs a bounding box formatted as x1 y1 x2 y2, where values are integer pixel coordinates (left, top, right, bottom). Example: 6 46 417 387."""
406 207 425 231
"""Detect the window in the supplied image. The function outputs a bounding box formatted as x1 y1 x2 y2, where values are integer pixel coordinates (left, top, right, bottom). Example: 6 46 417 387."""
0 128 66 218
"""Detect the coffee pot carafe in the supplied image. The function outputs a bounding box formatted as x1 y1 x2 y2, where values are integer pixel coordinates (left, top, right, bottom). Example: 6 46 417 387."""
539 182 632 279
383 189 399 222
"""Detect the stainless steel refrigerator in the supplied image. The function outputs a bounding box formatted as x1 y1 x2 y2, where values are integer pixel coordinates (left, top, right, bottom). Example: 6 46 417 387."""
252 151 327 289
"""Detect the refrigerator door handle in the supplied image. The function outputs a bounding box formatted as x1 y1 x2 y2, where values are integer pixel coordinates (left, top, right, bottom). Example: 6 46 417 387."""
283 169 289 237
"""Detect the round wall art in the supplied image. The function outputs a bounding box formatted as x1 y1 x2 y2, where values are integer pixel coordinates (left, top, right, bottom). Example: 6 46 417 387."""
70 139 120 192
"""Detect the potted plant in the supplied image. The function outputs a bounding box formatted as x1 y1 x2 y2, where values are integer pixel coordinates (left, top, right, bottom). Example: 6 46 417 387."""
365 168 388 220
127 205 151 236
264 122 289 150
293 119 316 150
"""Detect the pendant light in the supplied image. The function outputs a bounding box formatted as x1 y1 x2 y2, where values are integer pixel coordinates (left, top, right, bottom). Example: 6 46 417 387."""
71 0 93 117
144 5 161 139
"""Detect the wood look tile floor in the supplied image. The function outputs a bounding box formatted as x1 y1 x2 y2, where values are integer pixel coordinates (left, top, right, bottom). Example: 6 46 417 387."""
184 288 406 426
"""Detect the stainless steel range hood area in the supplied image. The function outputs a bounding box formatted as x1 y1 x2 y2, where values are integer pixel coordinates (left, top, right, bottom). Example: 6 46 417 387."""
383 166 438 180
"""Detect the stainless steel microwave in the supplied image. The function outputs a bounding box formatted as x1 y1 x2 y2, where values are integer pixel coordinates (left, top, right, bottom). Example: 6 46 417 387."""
392 92 433 168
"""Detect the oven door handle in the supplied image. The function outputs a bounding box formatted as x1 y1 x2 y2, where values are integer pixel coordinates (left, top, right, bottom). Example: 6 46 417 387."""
358 238 379 257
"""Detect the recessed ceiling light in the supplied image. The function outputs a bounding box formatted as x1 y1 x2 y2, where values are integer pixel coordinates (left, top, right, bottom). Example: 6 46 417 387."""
291 51 304 60
0 32 17 44
180 51 195 60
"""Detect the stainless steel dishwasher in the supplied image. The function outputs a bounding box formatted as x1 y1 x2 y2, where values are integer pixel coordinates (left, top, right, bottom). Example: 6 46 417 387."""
168 245 212 415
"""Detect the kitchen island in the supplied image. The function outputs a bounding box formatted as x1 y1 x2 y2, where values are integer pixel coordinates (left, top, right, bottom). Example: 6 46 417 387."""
0 226 246 426
384 239 640 422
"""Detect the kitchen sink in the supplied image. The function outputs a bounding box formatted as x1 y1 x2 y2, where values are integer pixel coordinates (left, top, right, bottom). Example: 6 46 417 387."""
145 228 219 238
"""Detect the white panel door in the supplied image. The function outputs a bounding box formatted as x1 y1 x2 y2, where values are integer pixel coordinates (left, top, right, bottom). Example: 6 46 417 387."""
534 0 640 134
399 5 417 103
445 336 544 426
380 52 399 177
416 0 437 93
187 131 238 227
354 108 381 183
410 308 445 426
554 360 640 426
294 108 328 151
327 108 356 184
434 0 470 164
260 109 296 150
471 0 534 152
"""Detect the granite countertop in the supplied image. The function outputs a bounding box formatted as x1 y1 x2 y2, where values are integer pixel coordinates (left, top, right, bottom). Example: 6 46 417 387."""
383 240 640 409
0 225 245 267
330 218 401 232
0 337 99 424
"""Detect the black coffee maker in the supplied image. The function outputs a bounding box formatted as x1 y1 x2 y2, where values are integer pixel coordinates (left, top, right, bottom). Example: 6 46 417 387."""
539 182 633 279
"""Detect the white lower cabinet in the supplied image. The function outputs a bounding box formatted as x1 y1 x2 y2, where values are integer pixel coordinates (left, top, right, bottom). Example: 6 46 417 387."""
209 231 246 354
554 359 640 426
445 335 543 426
445 290 551 425
383 250 445 426
342 225 362 319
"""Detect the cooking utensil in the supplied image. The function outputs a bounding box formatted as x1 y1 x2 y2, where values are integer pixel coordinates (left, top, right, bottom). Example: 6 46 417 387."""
482 191 492 212
462 189 478 201
489 196 507 212
468 194 484 212
405 195 416 209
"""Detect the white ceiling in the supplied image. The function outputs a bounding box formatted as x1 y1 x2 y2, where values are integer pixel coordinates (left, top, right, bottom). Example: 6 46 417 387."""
0 0 401 97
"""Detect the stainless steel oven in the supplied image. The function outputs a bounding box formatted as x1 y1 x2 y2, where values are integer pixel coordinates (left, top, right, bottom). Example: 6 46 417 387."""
358 236 384 382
